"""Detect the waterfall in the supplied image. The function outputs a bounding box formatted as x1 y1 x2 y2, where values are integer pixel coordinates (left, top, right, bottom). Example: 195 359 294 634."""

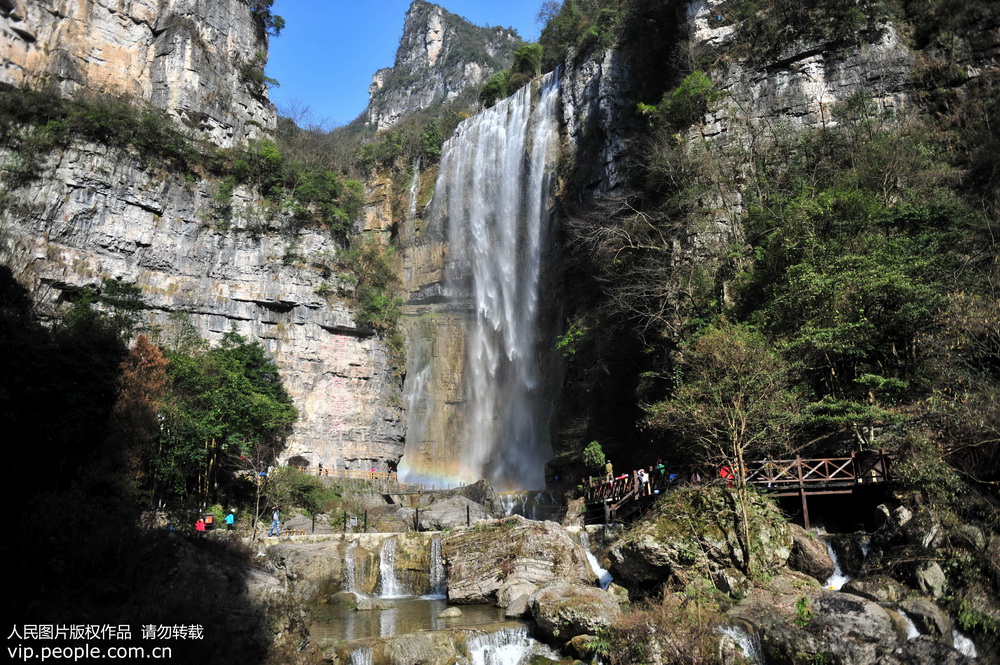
823 540 851 590
897 610 921 639
467 625 560 665
406 156 421 231
953 630 979 658
378 537 406 598
348 647 373 665
400 72 561 490
344 541 358 594
717 624 766 665
579 530 613 590
428 537 446 598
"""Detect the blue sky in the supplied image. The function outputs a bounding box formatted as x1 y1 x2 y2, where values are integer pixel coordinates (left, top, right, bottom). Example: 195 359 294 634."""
266 0 544 128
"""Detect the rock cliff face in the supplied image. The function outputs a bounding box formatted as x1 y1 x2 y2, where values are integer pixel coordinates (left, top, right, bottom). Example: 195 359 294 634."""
3 141 404 470
0 0 405 471
365 0 520 130
0 0 274 148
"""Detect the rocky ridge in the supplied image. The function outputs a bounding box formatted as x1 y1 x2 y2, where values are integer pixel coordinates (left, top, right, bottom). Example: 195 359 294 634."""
365 0 520 130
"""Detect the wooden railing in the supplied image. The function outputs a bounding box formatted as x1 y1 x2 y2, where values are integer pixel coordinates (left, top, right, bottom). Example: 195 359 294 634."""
744 452 891 491
582 452 893 524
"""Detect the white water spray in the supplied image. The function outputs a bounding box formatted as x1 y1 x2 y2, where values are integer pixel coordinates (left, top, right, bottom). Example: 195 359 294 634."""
823 540 851 590
578 530 613 590
717 624 766 665
348 647 373 665
344 540 365 596
428 537 446 598
953 629 979 658
468 625 560 665
401 72 562 489
378 538 406 598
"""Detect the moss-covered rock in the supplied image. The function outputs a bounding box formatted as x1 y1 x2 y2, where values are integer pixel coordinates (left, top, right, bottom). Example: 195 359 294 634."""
441 516 594 605
530 583 621 642
608 487 792 593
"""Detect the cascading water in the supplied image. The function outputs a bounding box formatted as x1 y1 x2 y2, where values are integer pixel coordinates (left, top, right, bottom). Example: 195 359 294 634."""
824 539 851 590
717 624 766 665
578 530 613 590
428 537 446 598
348 647 373 665
399 72 562 490
467 625 560 665
378 537 406 598
897 610 921 639
953 630 979 658
344 541 360 595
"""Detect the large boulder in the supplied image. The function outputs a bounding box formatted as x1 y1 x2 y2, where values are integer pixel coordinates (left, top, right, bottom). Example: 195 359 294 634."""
730 573 900 665
417 495 491 530
875 636 976 665
788 524 835 582
530 583 621 642
442 516 595 605
898 598 952 644
842 575 907 603
608 487 791 593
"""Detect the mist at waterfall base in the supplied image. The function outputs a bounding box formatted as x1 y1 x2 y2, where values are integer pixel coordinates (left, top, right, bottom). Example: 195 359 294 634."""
399 73 562 491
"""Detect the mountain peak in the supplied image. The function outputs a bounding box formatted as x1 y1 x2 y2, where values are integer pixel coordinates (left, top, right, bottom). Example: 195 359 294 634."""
366 1 521 130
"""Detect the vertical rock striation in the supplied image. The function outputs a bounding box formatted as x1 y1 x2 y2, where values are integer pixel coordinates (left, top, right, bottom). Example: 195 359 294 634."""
0 0 274 148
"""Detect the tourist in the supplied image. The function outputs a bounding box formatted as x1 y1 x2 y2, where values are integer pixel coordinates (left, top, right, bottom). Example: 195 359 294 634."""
318 462 323 476
719 465 734 487
269 506 281 537
225 508 236 530
194 517 205 533
605 459 614 482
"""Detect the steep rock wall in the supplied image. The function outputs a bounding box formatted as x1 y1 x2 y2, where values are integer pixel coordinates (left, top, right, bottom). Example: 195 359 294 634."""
366 0 519 130
0 0 273 147
3 141 405 470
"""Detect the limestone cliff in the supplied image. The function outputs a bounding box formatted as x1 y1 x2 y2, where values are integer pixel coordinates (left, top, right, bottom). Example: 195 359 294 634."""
0 0 405 472
365 0 520 130
0 0 274 148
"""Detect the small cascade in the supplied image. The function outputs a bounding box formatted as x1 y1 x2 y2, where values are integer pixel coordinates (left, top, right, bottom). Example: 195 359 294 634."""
823 539 851 590
717 624 766 665
344 541 359 595
406 156 421 231
428 537 447 598
578 530 613 590
467 625 560 665
378 537 407 598
348 647 373 665
896 610 921 639
953 629 979 659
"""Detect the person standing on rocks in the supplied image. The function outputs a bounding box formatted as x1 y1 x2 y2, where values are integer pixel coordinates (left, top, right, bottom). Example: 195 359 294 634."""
269 506 281 537
225 509 236 530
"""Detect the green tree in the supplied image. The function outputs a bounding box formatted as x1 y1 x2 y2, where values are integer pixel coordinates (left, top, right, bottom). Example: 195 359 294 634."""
157 331 297 500
646 321 797 574
582 440 606 470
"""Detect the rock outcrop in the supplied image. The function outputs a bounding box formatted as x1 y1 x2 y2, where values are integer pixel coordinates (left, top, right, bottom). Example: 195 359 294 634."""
441 516 595 606
365 0 520 130
530 583 621 643
1 0 275 148
609 487 792 592
2 142 405 471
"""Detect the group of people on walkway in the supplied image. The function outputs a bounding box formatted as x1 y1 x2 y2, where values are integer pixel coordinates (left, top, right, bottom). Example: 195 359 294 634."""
585 458 710 504
189 506 281 535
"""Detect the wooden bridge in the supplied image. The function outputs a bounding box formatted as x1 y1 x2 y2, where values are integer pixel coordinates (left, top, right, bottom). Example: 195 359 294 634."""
583 451 892 528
